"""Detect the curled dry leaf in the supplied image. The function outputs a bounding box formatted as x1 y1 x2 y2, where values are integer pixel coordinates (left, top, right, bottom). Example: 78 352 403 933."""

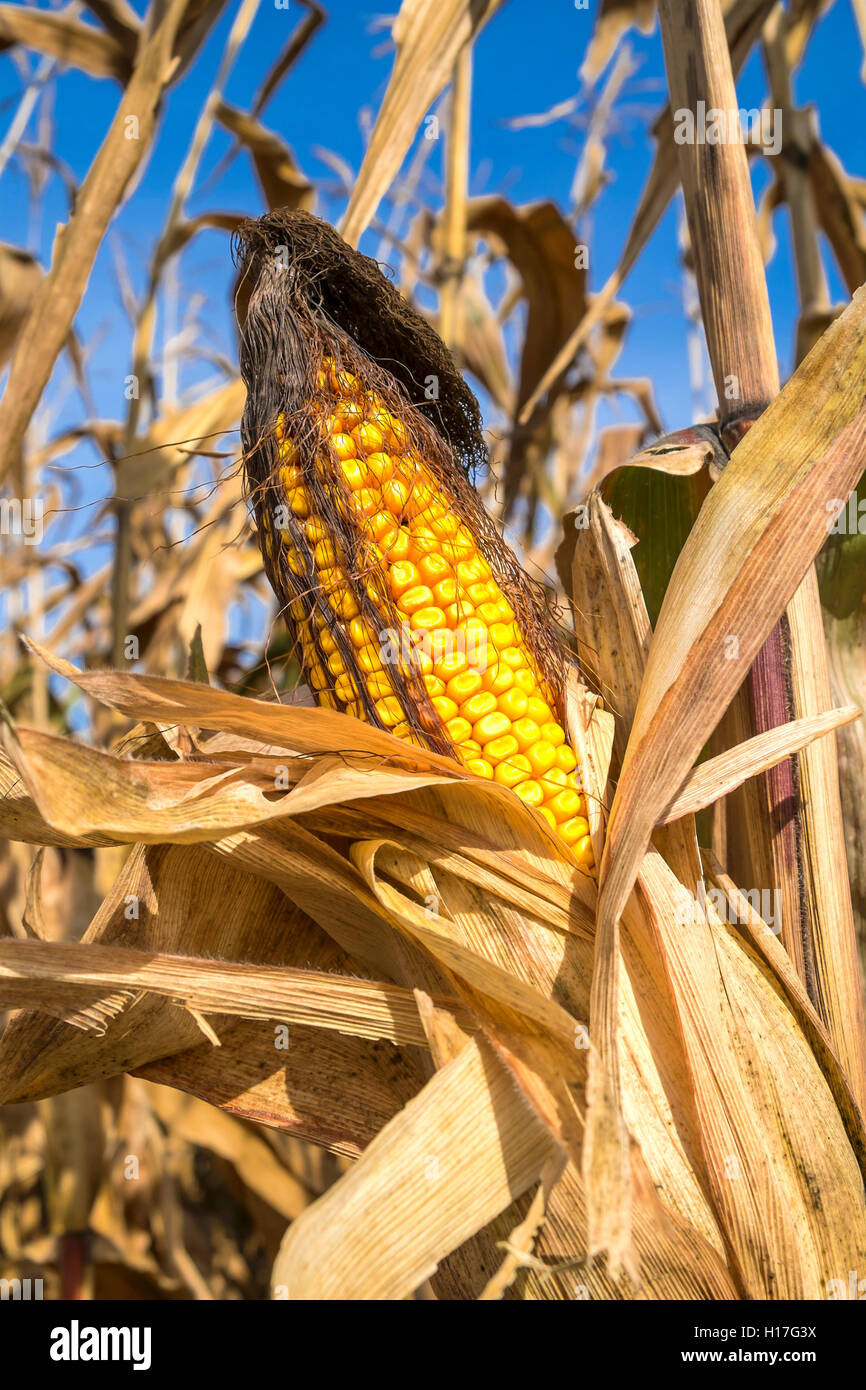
2 627 865 1298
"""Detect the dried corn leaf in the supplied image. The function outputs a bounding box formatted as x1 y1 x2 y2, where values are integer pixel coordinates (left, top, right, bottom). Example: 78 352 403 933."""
0 5 132 81
271 1036 558 1298
341 0 504 246
0 0 191 486
216 102 313 212
581 0 655 85
600 294 866 1081
0 937 466 1046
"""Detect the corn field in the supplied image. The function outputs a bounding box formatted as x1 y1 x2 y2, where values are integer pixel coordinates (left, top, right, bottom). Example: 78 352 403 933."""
1 0 866 1319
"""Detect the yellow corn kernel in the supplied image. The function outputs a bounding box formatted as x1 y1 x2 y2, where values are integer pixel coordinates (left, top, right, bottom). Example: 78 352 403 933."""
461 690 498 724
375 696 404 727
339 457 368 490
512 717 540 752
514 779 543 807
474 711 513 746
493 752 531 787
548 789 582 822
432 695 459 722
540 766 568 795
330 432 357 461
408 486 446 524
540 722 566 749
417 552 451 587
480 662 514 696
498 687 528 721
334 672 359 702
432 649 467 681
526 740 557 778
383 527 412 562
445 716 473 744
407 528 440 563
574 836 594 866
353 421 386 457
523 696 548 723
313 538 339 569
279 460 303 489
427 513 461 540
459 738 482 758
370 407 407 450
432 576 458 608
285 487 310 518
498 640 524 667
353 487 380 517
555 745 577 774
397 584 435 615
330 589 360 621
559 816 589 846
440 536 476 565
445 601 474 627
466 581 495 606
346 616 370 649
339 399 364 431
410 606 445 634
538 806 558 830
365 451 394 485
455 557 491 586
358 644 385 674
465 757 494 779
476 599 512 627
424 674 446 698
446 670 482 704
369 512 394 542
366 669 397 700
330 365 360 397
514 669 537 695
389 560 420 598
461 617 489 663
383 478 412 516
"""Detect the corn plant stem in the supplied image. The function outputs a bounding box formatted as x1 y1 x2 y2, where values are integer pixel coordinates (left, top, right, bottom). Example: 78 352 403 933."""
439 43 472 349
657 0 866 1107
656 0 796 954
517 0 778 428
124 0 262 448
761 3 831 365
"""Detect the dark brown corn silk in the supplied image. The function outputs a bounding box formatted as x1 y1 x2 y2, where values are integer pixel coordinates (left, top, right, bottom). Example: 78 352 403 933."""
232 209 571 757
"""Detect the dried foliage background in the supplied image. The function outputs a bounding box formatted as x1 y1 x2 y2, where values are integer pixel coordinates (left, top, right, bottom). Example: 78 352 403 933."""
1 0 866 1300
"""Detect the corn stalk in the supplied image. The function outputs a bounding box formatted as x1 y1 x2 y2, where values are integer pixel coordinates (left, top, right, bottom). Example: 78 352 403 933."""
657 0 866 1108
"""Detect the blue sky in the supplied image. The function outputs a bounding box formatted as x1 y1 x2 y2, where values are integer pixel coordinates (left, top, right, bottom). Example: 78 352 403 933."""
0 0 862 597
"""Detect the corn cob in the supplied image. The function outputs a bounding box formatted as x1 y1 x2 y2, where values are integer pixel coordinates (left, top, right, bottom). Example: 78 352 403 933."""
260 355 594 871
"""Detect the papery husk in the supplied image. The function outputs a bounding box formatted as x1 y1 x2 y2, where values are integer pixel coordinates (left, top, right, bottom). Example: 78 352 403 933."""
3 646 865 1298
